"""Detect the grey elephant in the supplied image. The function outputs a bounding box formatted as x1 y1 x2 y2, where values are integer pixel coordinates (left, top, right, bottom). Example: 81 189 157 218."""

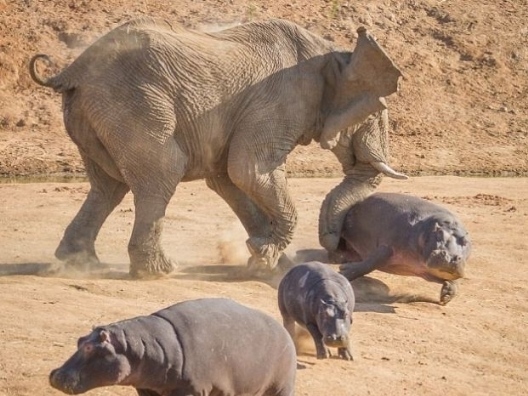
29 17 404 277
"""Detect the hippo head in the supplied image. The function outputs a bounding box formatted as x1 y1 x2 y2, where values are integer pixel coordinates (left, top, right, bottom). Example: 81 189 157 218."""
316 298 352 348
419 216 471 281
49 328 130 394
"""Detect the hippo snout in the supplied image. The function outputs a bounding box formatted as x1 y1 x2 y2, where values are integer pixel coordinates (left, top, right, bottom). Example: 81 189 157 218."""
426 250 466 280
49 367 82 395
323 334 349 348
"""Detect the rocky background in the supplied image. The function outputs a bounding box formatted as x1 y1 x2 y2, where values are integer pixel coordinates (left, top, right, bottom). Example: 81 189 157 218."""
1 0 527 178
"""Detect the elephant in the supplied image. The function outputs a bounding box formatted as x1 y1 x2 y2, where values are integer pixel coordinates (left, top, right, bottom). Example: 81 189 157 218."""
28 17 404 278
319 106 408 256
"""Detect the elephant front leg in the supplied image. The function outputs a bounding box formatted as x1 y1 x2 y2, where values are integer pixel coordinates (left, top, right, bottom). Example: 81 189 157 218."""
205 174 272 242
236 167 297 273
128 196 174 278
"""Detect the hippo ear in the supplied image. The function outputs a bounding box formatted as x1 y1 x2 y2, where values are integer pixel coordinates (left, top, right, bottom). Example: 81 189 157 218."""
98 329 111 344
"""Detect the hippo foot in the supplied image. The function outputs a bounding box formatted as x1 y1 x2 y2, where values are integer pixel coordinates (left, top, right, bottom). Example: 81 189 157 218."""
440 280 459 305
246 238 280 273
315 345 331 360
337 347 354 361
129 251 174 279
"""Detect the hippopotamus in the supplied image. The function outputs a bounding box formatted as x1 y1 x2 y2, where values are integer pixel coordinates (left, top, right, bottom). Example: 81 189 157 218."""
331 192 472 305
278 261 355 360
49 298 297 396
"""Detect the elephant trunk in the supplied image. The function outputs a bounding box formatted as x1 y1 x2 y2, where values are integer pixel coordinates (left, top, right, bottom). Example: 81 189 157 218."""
319 163 382 251
319 110 407 252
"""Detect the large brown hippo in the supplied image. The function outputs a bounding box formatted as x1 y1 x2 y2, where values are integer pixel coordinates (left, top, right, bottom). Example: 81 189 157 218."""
331 193 472 305
49 298 297 396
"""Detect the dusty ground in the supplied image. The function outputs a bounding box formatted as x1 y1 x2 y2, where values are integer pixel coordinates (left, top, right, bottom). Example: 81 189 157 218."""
0 176 527 395
1 1 527 395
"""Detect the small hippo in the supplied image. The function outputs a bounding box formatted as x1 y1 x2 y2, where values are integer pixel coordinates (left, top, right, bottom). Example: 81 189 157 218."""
49 298 296 396
278 261 355 360
332 192 472 305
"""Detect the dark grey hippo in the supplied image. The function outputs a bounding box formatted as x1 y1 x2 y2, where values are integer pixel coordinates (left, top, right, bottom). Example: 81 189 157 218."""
49 298 296 396
332 192 472 305
278 261 355 360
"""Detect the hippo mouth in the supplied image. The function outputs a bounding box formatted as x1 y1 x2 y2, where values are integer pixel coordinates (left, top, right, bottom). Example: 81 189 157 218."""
426 249 465 280
323 334 349 348
49 369 88 395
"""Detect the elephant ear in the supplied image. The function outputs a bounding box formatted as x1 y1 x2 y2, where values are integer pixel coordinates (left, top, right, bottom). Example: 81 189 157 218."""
320 27 403 150
344 27 403 97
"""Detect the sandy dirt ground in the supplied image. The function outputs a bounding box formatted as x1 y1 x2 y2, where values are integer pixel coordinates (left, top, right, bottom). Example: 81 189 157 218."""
0 176 527 396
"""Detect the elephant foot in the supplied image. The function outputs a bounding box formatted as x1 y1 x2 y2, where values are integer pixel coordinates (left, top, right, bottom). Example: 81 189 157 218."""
246 238 281 274
55 242 102 272
319 232 340 252
129 249 174 279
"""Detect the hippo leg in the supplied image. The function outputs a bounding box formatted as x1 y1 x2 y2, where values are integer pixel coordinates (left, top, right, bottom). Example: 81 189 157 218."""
306 323 330 359
440 280 459 305
136 389 162 396
281 316 296 343
339 245 393 281
328 238 362 264
337 346 354 361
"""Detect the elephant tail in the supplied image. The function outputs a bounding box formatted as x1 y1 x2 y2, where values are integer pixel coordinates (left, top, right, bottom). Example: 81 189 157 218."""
29 54 68 92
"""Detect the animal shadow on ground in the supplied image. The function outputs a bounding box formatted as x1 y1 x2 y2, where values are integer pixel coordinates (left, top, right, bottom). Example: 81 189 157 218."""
0 262 54 276
171 251 297 289
172 263 286 289
0 261 131 280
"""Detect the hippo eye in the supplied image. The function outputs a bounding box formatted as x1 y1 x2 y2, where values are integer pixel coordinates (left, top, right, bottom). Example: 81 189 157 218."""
82 343 94 355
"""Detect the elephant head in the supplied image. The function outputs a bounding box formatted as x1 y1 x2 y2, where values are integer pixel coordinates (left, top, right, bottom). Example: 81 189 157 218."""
319 27 403 151
319 109 408 252
317 27 406 253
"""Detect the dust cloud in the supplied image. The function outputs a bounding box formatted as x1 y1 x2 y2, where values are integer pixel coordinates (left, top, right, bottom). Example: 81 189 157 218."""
217 221 248 265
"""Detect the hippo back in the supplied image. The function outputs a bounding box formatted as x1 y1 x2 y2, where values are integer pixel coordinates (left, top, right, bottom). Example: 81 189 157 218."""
155 298 296 394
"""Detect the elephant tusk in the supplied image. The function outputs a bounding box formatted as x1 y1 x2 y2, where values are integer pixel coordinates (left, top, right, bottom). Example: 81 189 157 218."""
371 161 409 180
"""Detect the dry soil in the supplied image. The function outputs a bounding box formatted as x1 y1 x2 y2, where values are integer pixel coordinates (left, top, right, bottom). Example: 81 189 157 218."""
1 176 527 395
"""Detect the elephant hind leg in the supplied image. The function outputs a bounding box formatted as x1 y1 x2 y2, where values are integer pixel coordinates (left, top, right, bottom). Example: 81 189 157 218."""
56 153 130 270
122 139 187 278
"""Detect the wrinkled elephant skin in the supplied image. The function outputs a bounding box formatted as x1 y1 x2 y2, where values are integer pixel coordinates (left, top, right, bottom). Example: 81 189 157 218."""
29 17 403 277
